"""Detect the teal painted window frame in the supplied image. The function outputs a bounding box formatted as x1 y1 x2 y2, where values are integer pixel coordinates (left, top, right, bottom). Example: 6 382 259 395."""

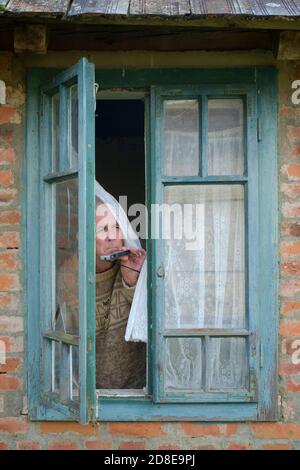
25 66 278 422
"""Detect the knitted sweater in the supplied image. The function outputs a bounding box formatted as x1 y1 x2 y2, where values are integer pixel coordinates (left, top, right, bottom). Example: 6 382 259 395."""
95 262 146 389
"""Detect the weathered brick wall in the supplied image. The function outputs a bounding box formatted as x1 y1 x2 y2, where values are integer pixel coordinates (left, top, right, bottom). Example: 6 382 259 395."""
0 52 300 450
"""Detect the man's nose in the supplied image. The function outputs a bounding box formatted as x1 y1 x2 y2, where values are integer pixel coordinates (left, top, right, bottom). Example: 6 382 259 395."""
107 228 117 241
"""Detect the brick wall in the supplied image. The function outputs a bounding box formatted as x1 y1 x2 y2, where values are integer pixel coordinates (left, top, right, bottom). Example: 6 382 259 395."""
0 51 300 450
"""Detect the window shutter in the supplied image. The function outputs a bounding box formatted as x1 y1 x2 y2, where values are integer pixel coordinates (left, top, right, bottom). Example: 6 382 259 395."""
30 58 96 423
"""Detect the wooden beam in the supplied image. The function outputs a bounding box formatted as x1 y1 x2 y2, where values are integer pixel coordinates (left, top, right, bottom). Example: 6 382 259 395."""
277 31 300 60
14 23 47 53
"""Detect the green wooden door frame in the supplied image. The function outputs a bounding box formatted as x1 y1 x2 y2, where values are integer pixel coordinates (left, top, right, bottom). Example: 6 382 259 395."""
25 65 278 421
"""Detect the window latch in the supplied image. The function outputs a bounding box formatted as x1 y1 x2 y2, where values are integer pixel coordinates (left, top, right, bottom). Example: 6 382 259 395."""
156 265 165 278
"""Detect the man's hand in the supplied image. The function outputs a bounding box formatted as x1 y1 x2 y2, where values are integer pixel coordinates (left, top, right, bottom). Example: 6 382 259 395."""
119 247 146 287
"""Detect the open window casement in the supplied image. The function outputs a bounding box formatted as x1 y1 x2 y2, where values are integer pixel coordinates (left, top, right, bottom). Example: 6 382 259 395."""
37 58 96 423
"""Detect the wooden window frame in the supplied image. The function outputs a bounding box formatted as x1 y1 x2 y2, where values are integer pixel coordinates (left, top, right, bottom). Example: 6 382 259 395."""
25 66 278 422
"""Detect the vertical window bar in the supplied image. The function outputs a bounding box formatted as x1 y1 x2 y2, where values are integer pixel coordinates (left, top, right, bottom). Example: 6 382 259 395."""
201 95 208 177
70 345 73 400
203 335 209 392
59 85 69 172
51 340 55 393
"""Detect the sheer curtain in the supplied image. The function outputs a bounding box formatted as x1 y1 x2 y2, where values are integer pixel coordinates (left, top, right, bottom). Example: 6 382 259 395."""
164 99 247 391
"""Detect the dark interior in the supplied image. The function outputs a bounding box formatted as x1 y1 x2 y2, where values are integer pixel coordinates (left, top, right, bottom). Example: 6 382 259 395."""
95 99 145 236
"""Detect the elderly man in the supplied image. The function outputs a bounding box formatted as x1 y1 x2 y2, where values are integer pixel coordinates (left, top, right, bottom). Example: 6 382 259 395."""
95 201 146 389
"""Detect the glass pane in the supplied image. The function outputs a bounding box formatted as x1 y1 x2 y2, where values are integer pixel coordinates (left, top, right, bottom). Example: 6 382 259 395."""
207 99 244 176
164 100 199 176
72 345 79 400
54 179 79 335
165 338 202 390
53 341 73 400
69 84 78 167
52 93 60 172
207 338 248 389
164 185 245 329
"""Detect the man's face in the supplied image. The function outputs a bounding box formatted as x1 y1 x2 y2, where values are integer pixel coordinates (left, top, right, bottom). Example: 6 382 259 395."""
96 204 123 257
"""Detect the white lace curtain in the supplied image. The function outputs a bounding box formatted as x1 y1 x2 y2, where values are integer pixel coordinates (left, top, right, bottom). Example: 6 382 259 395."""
163 99 248 391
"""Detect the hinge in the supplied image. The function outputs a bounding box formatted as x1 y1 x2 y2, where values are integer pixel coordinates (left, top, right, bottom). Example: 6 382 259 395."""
94 83 99 112
257 117 262 142
249 367 258 400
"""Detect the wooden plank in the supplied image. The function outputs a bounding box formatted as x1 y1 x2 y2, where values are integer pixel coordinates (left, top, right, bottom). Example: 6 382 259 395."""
130 0 190 16
163 329 249 337
43 330 79 346
6 0 70 15
14 24 47 53
69 0 129 16
47 26 274 52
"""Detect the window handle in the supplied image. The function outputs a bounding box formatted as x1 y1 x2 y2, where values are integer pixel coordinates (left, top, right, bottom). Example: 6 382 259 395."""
156 265 165 278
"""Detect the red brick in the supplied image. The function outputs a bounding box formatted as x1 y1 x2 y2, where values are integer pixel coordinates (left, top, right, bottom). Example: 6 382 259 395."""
0 357 22 373
0 336 23 353
282 301 300 316
18 441 42 450
279 359 300 375
84 441 112 450
0 252 19 271
280 320 300 336
281 183 300 199
282 202 300 218
282 164 300 181
0 232 19 248
40 422 99 436
180 423 238 437
281 261 300 276
0 149 15 165
0 171 13 188
0 375 22 391
0 274 20 291
280 280 300 297
48 441 78 450
0 316 23 333
287 126 300 142
0 211 20 225
0 189 16 204
227 443 251 450
291 145 300 157
281 242 300 256
0 418 28 434
158 443 181 450
0 107 20 125
250 423 300 439
108 423 165 438
118 442 145 450
287 381 300 392
0 293 20 311
0 442 8 450
262 444 291 450
281 223 300 237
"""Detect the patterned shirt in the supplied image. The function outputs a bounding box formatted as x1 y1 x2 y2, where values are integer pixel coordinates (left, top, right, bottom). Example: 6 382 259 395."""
95 262 146 389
